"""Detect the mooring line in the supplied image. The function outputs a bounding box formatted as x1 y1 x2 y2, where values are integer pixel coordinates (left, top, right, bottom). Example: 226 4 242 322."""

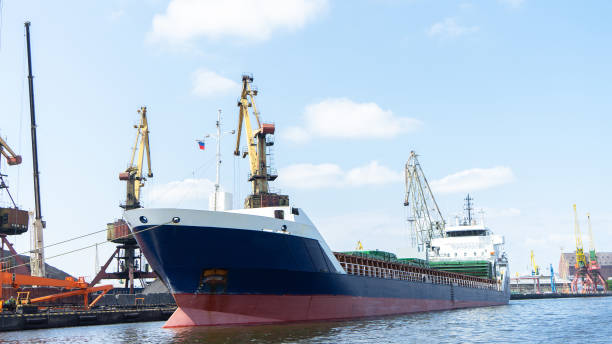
1 220 172 273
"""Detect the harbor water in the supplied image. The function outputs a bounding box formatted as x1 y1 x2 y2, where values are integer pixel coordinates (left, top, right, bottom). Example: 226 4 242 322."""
1 297 610 343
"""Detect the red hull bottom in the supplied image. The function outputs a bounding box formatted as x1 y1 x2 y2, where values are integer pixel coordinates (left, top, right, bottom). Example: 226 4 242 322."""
164 294 506 328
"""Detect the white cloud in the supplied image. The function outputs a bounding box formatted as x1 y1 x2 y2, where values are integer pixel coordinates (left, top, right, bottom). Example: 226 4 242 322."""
146 178 214 206
192 69 239 98
499 0 524 8
148 0 328 44
430 166 515 194
278 161 402 189
428 18 479 38
283 98 421 142
345 161 403 186
277 163 344 189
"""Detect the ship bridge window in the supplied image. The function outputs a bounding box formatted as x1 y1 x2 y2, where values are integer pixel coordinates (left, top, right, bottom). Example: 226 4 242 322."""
446 230 487 237
274 210 285 220
291 207 299 216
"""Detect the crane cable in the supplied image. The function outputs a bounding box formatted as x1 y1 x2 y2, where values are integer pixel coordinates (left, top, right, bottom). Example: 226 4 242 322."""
0 219 173 272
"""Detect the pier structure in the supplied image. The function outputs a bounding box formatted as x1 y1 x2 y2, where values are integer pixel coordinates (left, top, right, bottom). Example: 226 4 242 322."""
90 107 156 293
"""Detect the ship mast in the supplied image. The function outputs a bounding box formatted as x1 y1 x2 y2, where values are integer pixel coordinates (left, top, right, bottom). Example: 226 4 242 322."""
25 21 45 277
202 109 234 211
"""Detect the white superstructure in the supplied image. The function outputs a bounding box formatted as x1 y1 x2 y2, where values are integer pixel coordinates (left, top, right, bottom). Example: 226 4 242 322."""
429 195 509 284
430 224 505 263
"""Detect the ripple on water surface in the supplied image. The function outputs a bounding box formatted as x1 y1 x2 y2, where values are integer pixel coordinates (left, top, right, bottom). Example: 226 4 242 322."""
1 297 611 344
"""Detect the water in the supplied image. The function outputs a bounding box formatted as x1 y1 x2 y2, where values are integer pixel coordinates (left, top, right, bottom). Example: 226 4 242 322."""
1 297 610 343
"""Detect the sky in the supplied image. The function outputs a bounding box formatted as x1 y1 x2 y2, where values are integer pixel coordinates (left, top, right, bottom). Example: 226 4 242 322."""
0 0 611 281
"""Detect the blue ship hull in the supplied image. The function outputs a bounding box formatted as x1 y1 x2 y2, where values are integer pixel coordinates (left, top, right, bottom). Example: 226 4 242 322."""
132 223 510 327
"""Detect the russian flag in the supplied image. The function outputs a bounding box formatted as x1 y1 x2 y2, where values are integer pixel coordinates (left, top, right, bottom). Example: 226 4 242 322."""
197 140 205 150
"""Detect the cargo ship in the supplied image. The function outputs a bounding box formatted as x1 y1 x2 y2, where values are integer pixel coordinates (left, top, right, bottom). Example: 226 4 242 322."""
123 75 510 327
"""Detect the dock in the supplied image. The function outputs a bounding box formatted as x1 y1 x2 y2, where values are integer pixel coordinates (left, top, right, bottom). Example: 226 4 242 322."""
0 305 175 331
511 292 612 300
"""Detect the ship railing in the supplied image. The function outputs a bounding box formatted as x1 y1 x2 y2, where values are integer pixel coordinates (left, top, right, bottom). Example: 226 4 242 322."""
338 261 500 291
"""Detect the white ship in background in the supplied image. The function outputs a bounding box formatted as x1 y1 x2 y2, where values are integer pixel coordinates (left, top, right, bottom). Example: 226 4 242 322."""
429 195 509 285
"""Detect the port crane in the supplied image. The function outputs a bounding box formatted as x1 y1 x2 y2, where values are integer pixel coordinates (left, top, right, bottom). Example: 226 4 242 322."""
571 204 595 293
586 213 607 291
90 107 156 292
550 264 556 293
0 136 30 275
530 250 539 276
404 151 445 259
234 75 288 208
25 22 46 278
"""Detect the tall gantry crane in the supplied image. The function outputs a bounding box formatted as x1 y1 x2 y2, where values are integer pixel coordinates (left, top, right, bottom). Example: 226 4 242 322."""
90 107 156 292
234 75 288 208
0 137 29 275
404 151 445 259
571 204 595 293
586 213 607 291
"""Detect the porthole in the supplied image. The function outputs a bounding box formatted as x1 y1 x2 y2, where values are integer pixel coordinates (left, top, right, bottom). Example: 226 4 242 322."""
139 216 148 224
172 217 180 224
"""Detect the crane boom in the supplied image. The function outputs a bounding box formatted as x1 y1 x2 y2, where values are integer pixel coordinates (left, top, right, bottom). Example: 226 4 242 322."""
25 21 45 278
572 204 588 269
234 79 259 178
404 151 445 256
120 107 153 210
586 213 597 263
0 137 22 166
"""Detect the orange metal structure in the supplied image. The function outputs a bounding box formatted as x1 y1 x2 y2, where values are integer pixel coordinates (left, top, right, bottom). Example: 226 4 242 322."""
0 271 113 310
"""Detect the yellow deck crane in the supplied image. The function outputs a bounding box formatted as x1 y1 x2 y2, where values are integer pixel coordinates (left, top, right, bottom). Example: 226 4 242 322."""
571 204 595 293
234 75 288 208
90 107 156 292
586 213 607 290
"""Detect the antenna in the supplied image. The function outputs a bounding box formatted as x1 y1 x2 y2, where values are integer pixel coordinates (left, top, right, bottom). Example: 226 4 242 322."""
464 194 473 225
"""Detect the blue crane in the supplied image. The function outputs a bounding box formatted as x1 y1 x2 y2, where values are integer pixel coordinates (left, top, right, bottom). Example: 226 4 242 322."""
550 264 556 293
